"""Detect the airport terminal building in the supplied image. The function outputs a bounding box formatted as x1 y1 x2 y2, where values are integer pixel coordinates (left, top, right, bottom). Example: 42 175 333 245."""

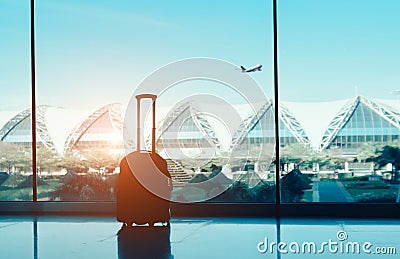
0 95 399 160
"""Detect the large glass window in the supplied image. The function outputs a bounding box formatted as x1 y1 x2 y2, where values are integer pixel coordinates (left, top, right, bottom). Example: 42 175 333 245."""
32 0 274 202
0 1 32 201
279 0 400 203
2 0 400 208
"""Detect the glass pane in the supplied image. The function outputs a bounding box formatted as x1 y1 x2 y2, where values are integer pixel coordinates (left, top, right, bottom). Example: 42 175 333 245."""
279 0 400 203
0 1 32 201
35 0 275 202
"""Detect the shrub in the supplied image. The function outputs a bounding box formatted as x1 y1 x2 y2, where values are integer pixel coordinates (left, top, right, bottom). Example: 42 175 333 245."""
280 169 311 202
208 181 251 202
281 169 311 190
189 174 209 183
252 181 275 202
50 174 113 201
209 180 275 202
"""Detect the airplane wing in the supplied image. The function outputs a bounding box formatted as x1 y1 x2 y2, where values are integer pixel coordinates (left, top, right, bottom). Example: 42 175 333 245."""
240 64 262 73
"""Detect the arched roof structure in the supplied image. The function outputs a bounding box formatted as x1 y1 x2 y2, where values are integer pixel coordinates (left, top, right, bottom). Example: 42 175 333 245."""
155 101 221 159
0 96 399 157
0 108 31 143
230 96 400 154
0 104 123 155
63 103 123 154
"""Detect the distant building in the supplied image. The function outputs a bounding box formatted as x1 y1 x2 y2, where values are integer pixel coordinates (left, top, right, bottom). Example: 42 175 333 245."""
0 96 399 159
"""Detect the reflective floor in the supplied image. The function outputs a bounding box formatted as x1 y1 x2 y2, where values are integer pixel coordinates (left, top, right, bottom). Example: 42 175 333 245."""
0 215 399 258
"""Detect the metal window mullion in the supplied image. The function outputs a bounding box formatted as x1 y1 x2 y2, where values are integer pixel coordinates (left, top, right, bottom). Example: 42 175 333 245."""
30 0 37 202
273 0 280 215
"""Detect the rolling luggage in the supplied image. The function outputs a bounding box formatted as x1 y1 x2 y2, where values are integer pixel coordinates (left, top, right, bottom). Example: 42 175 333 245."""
117 94 172 226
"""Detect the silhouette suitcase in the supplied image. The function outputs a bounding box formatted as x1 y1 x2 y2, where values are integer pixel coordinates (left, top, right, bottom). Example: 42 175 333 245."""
117 94 172 226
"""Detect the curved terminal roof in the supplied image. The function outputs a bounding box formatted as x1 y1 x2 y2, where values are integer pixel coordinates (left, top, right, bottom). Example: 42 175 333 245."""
281 98 354 149
0 111 19 132
0 108 32 143
156 100 264 151
63 103 123 153
45 107 93 154
231 96 400 152
0 104 124 155
0 96 399 155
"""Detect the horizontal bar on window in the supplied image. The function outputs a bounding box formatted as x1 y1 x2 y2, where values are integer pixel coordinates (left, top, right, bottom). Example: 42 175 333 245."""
0 202 400 218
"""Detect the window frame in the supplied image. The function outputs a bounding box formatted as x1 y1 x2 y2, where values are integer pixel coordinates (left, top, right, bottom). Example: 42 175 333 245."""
1 0 399 218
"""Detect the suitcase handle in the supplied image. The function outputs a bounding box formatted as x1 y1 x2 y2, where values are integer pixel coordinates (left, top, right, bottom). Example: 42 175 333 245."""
136 94 157 154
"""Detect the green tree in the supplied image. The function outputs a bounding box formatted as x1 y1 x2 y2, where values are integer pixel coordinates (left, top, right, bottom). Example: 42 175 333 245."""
252 181 275 202
321 148 353 171
281 168 311 202
280 143 329 171
80 149 121 174
373 145 400 182
58 150 89 174
0 142 30 172
358 143 380 162
36 146 62 175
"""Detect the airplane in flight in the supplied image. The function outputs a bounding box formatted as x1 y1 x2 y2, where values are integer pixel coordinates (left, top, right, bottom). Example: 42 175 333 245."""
240 64 262 73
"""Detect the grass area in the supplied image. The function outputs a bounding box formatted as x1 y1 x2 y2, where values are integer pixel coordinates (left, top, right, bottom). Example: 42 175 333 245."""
342 179 398 202
343 181 388 189
345 188 397 202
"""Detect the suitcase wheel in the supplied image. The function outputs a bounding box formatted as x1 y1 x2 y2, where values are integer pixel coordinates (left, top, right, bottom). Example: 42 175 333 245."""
123 221 133 227
149 221 170 227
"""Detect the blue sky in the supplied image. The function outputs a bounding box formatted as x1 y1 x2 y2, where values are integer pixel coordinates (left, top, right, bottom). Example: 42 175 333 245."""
0 0 399 110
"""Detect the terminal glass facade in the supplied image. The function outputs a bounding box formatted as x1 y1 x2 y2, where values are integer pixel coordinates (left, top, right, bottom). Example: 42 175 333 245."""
1 0 400 206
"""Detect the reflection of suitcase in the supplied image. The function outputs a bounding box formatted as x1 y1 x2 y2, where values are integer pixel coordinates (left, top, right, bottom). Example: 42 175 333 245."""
117 226 171 258
117 94 172 226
